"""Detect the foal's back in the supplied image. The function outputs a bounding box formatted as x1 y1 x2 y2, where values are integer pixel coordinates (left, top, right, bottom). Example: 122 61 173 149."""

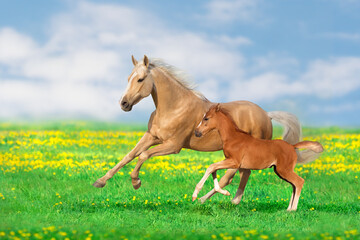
227 132 297 170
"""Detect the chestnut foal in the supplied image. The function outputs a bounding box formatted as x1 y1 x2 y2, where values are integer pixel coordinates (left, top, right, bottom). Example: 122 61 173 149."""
192 104 323 211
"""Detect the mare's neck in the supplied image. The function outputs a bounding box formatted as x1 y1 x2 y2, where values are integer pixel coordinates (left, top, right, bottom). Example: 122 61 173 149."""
150 68 201 113
216 112 247 142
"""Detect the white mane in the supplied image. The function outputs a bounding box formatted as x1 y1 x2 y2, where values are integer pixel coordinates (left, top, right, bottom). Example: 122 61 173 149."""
149 59 208 101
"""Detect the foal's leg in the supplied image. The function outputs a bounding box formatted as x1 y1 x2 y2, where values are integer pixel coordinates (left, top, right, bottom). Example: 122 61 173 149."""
287 185 295 211
274 166 304 211
199 169 252 204
93 132 159 188
192 159 237 201
130 141 182 189
199 169 237 203
231 169 251 205
212 172 231 196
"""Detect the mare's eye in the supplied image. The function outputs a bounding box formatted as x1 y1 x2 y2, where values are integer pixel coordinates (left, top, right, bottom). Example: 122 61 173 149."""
204 117 209 121
138 78 144 83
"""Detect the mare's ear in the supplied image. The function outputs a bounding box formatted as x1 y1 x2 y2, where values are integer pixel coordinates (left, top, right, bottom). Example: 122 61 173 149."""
132 55 138 66
215 103 221 112
143 55 149 68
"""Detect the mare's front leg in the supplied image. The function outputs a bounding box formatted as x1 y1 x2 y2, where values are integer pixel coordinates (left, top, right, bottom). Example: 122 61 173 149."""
93 132 159 188
192 159 238 201
130 141 182 189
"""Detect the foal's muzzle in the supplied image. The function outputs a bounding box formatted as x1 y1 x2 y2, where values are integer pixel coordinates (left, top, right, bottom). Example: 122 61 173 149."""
194 130 202 137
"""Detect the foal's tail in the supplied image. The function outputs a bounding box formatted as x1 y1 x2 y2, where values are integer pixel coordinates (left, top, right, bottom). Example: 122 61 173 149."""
294 141 324 153
267 111 322 164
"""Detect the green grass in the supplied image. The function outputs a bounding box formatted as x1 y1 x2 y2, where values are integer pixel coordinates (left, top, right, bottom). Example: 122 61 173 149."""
0 122 359 240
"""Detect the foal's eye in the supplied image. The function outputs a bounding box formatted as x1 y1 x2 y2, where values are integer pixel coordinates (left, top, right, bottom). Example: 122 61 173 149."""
138 78 144 83
204 117 209 121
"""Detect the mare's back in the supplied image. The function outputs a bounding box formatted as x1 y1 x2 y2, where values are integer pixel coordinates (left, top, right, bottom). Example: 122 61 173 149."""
221 101 272 140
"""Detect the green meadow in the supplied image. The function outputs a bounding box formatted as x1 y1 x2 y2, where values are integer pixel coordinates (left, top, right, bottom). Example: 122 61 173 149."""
0 122 359 240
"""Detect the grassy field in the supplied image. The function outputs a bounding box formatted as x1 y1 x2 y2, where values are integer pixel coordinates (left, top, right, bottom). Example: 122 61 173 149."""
0 122 359 240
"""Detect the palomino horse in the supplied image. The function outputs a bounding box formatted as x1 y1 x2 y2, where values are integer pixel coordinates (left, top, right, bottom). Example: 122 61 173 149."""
93 55 320 203
192 104 323 211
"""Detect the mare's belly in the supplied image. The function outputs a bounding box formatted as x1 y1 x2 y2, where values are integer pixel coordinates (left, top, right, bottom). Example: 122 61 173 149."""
184 130 223 152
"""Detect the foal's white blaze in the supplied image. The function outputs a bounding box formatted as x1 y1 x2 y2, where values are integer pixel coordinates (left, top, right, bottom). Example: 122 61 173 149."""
197 113 206 128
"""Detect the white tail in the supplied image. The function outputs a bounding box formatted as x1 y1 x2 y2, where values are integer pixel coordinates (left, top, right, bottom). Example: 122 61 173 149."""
267 111 321 164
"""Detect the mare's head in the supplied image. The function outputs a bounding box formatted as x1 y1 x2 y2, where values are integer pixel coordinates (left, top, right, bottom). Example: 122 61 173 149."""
194 104 221 137
120 55 154 111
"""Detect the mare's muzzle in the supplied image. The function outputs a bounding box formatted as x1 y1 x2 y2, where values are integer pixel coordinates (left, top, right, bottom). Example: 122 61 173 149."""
119 98 133 112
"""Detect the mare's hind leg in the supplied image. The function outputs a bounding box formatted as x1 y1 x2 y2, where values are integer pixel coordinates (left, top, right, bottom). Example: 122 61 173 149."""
199 169 237 203
231 169 251 205
274 166 304 211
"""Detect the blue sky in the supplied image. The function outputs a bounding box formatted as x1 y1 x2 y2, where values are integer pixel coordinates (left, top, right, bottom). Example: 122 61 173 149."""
1 0 360 126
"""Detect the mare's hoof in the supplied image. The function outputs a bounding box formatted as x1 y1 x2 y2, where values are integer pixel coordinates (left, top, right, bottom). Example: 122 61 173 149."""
231 199 241 205
132 178 142 190
93 179 106 188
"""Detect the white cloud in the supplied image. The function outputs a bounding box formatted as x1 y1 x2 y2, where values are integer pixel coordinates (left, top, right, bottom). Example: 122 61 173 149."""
0 28 38 63
251 53 299 73
322 32 360 41
228 72 304 102
216 35 252 47
22 50 120 83
0 80 120 119
300 57 360 98
310 101 360 114
226 57 360 102
202 0 261 23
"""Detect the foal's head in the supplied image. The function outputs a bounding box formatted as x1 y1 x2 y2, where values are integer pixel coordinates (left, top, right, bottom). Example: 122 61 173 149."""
120 55 154 112
195 104 222 137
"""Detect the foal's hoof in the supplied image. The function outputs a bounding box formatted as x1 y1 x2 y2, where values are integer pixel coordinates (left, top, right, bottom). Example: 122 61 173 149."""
215 188 231 196
231 198 241 205
132 178 142 190
93 179 106 188
199 196 207 204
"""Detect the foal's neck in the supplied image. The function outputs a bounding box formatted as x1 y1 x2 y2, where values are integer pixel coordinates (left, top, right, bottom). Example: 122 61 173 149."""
216 111 248 142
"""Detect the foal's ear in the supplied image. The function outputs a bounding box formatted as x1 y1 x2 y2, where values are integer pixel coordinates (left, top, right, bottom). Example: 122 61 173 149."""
131 55 138 66
215 103 221 112
143 55 149 68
